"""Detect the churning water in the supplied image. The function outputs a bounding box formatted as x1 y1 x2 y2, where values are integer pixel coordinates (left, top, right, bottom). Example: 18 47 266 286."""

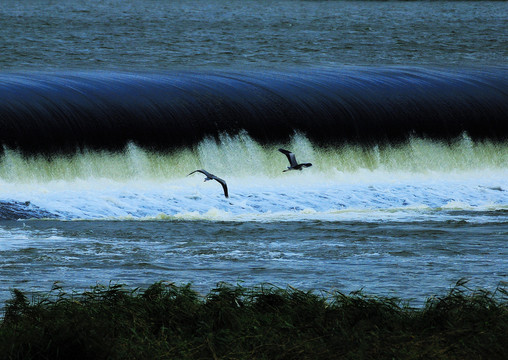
0 0 507 305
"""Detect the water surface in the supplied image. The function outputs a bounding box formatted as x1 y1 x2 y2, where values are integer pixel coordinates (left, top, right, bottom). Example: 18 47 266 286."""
0 0 507 305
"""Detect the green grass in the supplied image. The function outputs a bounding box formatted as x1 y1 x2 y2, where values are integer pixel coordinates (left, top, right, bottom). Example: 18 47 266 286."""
0 279 507 360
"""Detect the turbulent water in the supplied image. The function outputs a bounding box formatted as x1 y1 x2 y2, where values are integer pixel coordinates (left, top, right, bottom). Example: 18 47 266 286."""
0 0 507 305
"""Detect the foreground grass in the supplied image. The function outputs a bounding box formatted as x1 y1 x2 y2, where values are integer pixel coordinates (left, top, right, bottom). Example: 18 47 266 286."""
0 280 507 360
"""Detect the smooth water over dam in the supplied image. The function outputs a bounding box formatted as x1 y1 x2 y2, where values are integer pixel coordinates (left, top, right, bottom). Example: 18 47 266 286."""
1 67 507 154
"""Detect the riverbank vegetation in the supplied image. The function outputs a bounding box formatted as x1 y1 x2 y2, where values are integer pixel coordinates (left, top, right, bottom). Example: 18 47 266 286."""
0 279 506 359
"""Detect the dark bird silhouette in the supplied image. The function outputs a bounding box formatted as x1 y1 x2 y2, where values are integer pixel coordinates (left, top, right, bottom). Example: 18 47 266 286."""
188 169 229 198
278 148 312 172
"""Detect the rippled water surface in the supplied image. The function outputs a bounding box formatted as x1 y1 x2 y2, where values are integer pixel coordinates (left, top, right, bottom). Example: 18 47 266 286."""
1 0 506 69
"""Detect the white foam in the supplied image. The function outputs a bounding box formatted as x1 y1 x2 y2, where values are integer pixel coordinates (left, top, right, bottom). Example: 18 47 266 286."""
0 135 506 222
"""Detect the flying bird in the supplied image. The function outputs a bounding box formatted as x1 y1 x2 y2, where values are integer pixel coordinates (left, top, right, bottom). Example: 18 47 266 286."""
187 169 229 198
278 148 312 172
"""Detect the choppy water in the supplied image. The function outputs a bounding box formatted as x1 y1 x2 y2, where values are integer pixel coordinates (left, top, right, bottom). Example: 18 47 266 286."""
0 0 507 305
1 219 507 306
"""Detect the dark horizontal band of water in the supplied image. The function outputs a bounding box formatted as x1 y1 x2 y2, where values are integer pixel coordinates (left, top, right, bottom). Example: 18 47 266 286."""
1 67 507 154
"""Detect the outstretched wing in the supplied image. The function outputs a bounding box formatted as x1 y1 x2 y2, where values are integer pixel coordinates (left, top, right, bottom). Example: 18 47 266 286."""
278 148 298 167
187 169 212 177
214 178 229 198
188 169 228 198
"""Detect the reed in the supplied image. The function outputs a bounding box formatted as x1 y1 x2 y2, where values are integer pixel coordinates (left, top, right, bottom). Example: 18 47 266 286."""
0 279 506 360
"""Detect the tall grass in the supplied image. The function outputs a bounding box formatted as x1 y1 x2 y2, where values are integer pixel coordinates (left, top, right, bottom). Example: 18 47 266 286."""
0 279 506 359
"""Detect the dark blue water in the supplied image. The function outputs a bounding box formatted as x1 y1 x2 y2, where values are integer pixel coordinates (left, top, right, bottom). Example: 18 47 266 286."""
1 67 507 154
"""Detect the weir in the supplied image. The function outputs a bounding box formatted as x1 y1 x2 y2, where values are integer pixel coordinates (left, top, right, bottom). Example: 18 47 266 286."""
0 67 507 155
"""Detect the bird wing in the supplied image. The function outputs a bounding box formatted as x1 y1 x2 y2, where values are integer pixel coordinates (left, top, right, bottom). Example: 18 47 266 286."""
188 169 228 197
187 169 212 177
288 153 298 167
278 148 298 167
214 177 229 198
